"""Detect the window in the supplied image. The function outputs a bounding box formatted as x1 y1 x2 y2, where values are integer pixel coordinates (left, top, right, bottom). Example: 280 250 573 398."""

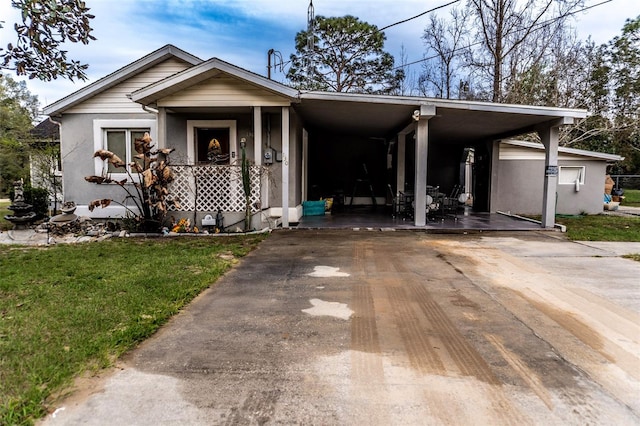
93 119 156 178
104 129 148 173
558 166 585 185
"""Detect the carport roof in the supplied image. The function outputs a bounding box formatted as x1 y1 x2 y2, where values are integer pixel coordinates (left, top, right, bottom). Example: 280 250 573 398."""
294 91 588 144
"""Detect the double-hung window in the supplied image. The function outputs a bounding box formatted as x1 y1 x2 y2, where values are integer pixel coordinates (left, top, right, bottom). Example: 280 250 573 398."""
93 119 156 179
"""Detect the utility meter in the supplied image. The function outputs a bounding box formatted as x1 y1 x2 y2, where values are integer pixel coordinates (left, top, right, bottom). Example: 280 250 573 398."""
264 148 274 165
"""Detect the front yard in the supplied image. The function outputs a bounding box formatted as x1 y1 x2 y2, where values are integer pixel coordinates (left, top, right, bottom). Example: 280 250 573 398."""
0 235 266 425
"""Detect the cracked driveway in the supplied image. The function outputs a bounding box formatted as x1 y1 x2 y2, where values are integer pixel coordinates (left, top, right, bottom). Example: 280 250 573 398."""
44 231 640 425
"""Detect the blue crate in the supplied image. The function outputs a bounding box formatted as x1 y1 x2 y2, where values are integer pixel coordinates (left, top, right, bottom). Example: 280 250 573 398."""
302 200 326 216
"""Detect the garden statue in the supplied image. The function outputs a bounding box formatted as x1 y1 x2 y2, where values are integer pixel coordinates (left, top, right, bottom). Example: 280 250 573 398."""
4 179 37 229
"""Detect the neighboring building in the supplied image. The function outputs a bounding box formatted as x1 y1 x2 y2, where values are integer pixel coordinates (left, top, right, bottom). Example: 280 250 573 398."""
29 118 63 211
492 140 624 215
44 44 596 229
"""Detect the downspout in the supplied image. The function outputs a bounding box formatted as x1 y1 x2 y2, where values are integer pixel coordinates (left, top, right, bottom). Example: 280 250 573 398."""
48 116 63 213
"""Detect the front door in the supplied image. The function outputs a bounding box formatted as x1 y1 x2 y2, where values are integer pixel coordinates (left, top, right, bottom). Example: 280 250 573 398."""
187 120 237 166
196 128 230 165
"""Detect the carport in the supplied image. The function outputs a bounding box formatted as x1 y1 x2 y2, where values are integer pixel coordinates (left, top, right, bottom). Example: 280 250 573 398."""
292 92 587 228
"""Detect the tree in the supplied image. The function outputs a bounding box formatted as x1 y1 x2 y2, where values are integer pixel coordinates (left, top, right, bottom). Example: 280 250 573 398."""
562 17 640 173
1 0 95 81
0 73 39 195
419 8 470 99
467 0 583 102
397 44 419 96
608 16 640 173
287 15 404 94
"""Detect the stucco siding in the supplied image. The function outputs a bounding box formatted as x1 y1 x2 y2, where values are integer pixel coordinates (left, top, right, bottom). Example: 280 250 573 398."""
59 113 155 207
493 158 606 215
157 75 291 107
66 59 192 114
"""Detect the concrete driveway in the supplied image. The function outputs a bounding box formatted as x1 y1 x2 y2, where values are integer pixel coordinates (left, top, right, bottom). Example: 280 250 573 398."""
43 230 640 425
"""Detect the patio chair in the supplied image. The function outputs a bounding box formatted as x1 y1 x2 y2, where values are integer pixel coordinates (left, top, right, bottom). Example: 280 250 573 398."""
442 184 462 217
386 184 399 217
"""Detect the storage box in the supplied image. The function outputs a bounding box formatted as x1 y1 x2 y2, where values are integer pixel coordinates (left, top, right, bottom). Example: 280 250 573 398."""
303 200 326 216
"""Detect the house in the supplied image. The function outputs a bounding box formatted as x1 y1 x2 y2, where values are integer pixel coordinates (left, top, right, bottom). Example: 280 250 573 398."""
44 44 599 230
29 119 63 212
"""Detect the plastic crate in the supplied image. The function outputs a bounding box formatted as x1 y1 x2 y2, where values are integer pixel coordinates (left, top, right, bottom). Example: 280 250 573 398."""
303 200 326 216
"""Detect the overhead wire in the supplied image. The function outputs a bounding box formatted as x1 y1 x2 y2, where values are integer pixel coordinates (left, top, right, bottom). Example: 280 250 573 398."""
276 1 463 74
394 0 615 70
279 0 613 82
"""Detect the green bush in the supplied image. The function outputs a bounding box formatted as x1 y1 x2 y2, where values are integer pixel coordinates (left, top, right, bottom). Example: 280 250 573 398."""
9 185 50 219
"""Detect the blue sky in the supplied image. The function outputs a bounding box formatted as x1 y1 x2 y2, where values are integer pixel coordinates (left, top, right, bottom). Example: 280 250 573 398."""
0 0 638 110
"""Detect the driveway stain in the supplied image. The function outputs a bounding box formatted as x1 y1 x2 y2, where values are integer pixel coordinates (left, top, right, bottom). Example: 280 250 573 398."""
302 298 354 320
307 265 350 277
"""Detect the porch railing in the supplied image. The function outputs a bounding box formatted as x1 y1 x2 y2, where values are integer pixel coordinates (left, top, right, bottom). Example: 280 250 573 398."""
168 165 263 213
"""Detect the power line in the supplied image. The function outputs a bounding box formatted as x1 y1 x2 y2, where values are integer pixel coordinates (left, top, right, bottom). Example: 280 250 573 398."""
395 0 615 70
379 0 461 31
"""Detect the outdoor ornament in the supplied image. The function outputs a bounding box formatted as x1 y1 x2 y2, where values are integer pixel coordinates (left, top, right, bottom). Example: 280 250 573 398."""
4 179 37 229
207 138 229 164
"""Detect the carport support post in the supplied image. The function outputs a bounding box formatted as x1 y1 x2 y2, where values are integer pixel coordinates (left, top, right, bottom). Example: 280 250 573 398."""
414 105 436 226
396 132 407 196
537 118 572 228
281 107 290 227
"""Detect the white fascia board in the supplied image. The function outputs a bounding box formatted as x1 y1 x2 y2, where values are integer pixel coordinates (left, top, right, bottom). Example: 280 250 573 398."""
502 139 624 161
300 91 587 119
43 45 202 116
131 58 299 106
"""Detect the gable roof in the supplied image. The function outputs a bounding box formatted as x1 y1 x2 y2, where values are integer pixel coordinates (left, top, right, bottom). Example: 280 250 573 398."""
501 139 624 162
43 45 202 116
30 119 60 140
130 57 299 106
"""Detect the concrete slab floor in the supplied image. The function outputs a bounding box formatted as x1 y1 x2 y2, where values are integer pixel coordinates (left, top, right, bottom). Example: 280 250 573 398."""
41 230 640 425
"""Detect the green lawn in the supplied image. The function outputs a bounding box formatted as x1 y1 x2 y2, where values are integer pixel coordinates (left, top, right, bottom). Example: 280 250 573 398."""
555 214 640 241
0 235 267 425
622 188 640 206
0 200 12 231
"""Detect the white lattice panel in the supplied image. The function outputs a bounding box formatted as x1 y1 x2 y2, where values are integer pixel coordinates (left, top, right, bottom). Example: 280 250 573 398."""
169 165 196 211
168 165 262 213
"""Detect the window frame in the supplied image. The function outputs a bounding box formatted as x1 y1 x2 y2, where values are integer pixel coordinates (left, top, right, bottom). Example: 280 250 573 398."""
558 165 586 185
186 120 237 165
93 119 157 180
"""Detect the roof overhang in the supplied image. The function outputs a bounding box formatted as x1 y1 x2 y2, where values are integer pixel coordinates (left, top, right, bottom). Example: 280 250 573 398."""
43 45 202 116
131 58 299 106
295 91 588 144
501 139 624 162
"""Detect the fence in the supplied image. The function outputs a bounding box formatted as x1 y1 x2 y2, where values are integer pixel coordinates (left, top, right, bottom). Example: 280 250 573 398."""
610 175 640 190
168 164 262 213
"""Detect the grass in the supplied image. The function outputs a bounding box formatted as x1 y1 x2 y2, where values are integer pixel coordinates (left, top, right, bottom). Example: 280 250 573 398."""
622 189 640 207
623 253 640 262
0 235 267 425
554 214 640 241
0 200 12 231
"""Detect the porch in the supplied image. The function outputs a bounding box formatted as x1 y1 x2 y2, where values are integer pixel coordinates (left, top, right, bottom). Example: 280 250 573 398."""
295 206 543 231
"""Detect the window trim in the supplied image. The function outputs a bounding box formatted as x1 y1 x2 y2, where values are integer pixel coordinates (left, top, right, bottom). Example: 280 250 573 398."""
558 165 585 185
93 119 157 178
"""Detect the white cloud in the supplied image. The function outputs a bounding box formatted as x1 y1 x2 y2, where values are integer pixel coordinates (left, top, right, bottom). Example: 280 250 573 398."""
0 0 635 111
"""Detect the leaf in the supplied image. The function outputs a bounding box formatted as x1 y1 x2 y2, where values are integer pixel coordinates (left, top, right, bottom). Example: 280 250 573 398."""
84 175 105 184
